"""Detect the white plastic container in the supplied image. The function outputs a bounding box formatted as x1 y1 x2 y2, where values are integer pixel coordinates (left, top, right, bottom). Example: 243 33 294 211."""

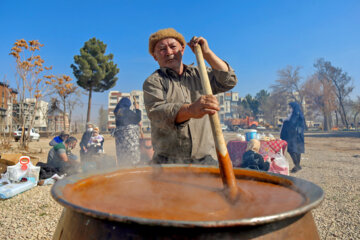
245 129 257 141
7 156 40 182
0 178 37 199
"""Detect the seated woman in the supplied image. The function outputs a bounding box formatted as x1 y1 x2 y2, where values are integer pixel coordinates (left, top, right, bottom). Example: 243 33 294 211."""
241 139 270 171
87 127 104 154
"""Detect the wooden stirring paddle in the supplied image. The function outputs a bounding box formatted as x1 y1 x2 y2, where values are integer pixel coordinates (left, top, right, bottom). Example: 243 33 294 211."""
194 45 239 203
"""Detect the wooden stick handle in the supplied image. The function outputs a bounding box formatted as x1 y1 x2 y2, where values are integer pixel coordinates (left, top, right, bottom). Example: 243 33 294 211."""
194 45 238 202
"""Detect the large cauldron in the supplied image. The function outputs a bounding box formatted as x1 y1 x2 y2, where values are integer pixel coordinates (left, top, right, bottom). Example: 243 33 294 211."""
51 165 323 239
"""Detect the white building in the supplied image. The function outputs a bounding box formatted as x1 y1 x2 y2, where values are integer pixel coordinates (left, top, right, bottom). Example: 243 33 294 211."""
216 91 239 124
13 98 49 131
107 90 151 131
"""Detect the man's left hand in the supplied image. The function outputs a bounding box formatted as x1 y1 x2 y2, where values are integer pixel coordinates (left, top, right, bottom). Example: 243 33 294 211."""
187 36 211 56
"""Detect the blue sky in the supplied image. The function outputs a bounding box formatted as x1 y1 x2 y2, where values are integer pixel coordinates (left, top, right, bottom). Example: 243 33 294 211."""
0 0 359 121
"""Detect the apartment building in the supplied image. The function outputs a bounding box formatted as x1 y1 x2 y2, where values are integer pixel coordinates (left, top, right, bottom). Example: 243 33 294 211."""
47 108 70 132
13 98 49 131
0 82 17 132
107 90 151 131
216 91 239 124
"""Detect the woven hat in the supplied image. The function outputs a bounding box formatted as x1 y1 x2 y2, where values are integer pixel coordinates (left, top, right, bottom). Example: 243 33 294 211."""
149 28 186 56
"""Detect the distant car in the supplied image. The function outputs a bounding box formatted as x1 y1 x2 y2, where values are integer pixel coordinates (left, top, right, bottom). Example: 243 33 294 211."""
13 128 40 142
257 126 266 130
221 125 229 132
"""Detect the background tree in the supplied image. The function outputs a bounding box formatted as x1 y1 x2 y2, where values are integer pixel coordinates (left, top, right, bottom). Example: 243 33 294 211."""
66 90 83 132
303 74 336 131
350 96 360 129
9 39 53 147
314 58 354 129
71 38 119 123
98 105 108 132
51 75 78 131
240 94 259 118
255 89 270 116
271 66 306 113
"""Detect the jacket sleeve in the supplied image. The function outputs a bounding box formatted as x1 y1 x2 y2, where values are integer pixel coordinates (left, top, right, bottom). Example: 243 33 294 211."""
49 139 57 146
143 75 184 130
280 121 288 140
206 62 238 95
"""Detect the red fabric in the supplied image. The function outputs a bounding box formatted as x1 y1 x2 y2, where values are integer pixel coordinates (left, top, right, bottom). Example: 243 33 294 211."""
227 140 287 167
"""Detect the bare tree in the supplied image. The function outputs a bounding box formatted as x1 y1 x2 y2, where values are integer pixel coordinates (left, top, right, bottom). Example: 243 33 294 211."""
9 39 54 148
271 66 306 113
303 74 336 131
262 92 288 127
66 90 83 133
314 58 354 128
50 75 78 131
350 96 360 129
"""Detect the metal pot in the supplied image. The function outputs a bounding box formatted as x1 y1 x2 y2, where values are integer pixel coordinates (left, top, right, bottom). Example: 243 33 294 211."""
52 165 323 239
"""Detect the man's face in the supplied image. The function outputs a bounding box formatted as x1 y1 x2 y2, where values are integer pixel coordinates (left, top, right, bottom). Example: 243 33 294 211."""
68 141 77 150
153 38 185 70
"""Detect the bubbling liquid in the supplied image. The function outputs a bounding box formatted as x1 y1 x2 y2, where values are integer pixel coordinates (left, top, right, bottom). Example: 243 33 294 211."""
63 167 305 221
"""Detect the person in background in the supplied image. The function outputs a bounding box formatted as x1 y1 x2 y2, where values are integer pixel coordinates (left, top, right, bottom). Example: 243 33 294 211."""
280 102 305 173
241 139 270 171
79 123 93 161
143 28 237 164
47 136 79 175
113 97 141 166
49 131 69 146
87 127 104 154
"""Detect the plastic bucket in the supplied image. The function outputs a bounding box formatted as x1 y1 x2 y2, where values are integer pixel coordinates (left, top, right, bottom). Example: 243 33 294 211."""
245 129 257 141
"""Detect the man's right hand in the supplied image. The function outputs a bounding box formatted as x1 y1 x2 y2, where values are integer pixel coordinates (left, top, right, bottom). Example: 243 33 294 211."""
188 95 220 118
175 95 220 123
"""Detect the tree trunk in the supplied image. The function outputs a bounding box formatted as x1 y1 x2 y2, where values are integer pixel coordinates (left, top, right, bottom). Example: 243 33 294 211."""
86 87 92 123
68 106 73 133
335 110 339 127
63 98 66 131
354 112 359 129
20 102 26 148
339 102 349 128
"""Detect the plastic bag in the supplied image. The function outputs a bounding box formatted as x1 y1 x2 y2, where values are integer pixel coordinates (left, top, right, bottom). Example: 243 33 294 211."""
7 156 40 183
268 150 289 175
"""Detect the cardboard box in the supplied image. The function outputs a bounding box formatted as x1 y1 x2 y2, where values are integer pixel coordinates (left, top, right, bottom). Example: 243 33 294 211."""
0 163 7 174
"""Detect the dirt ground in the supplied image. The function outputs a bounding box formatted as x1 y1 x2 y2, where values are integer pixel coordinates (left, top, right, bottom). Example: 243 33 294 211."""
0 131 359 239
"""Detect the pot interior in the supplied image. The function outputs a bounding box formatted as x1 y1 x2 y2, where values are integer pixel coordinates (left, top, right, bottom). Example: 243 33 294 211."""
52 165 323 227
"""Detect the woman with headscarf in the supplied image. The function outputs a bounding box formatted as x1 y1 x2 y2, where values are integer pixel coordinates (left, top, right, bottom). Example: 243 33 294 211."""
280 102 305 173
113 97 141 166
241 139 270 171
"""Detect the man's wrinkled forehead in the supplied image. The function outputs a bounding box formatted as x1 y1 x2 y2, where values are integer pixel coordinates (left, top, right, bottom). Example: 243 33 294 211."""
155 38 181 49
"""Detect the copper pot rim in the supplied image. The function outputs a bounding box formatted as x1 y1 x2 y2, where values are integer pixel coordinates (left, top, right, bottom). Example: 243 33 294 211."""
51 164 324 228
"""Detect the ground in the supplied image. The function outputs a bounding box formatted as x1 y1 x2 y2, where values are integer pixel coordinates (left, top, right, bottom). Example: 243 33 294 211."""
0 131 359 239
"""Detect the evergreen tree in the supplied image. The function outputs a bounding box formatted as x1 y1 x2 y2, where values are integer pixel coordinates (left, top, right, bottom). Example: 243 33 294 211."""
98 105 108 132
71 38 119 123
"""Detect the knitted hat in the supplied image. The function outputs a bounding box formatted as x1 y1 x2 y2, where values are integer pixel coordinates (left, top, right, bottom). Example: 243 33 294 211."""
93 127 99 133
149 28 186 56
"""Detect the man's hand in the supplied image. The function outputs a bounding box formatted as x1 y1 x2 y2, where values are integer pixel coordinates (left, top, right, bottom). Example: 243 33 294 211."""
187 36 229 71
187 36 211 56
175 95 219 123
188 95 220 118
